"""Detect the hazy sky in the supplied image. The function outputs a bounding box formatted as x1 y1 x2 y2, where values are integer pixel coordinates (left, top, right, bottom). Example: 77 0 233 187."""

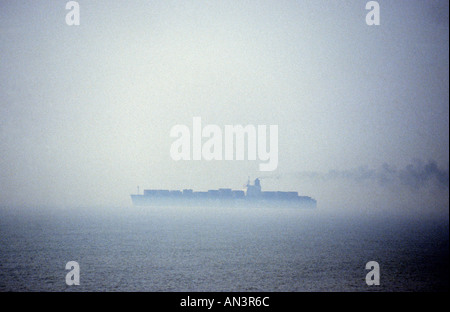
0 1 448 212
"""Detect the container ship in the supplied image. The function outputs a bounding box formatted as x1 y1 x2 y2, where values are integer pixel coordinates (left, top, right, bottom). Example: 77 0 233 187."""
130 178 316 208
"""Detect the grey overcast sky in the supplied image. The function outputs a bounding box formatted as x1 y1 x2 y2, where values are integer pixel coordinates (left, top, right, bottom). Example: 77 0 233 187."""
0 1 448 213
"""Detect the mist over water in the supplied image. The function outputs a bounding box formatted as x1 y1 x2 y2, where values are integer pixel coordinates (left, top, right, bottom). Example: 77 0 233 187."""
0 1 448 293
0 205 447 292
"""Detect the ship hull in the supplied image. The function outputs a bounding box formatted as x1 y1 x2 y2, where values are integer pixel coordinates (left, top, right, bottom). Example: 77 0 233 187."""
130 194 316 208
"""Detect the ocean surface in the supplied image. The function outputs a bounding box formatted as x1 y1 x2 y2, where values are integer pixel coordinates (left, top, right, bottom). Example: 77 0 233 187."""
0 205 448 292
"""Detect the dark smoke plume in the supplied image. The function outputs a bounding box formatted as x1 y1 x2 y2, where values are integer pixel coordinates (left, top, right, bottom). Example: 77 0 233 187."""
295 160 449 190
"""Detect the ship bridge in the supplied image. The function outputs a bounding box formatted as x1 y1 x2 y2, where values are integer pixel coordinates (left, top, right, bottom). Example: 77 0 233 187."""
246 178 262 197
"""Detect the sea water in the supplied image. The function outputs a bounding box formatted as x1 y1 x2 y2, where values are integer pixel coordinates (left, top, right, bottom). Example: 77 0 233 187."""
0 205 448 291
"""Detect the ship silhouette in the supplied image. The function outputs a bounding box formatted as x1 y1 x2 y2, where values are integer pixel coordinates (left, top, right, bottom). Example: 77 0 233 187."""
130 178 317 208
